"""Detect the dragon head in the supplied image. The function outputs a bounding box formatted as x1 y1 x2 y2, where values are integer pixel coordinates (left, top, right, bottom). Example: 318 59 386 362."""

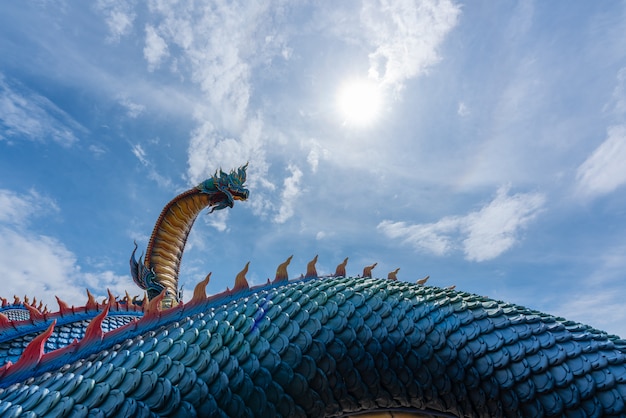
197 163 250 212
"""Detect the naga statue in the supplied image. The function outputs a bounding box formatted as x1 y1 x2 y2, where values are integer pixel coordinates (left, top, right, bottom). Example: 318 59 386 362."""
1 164 625 417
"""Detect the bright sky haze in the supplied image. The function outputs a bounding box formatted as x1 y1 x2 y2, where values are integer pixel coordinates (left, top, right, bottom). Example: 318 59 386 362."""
1 1 626 337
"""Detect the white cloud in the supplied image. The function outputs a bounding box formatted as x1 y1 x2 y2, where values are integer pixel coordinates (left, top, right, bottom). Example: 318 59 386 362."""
0 190 131 309
0 226 132 308
274 164 303 224
0 74 82 146
0 189 59 227
118 96 145 118
203 210 229 232
457 101 469 117
607 67 626 116
462 186 546 261
131 143 173 189
131 143 148 165
142 2 284 129
361 0 461 89
96 0 137 43
378 186 546 261
144 25 169 71
576 125 626 198
304 139 329 173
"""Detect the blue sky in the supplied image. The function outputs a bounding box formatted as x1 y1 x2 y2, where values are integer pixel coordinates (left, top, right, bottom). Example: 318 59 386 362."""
1 1 625 337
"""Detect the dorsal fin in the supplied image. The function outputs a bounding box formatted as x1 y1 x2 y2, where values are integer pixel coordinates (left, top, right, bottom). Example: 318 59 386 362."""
233 262 250 292
305 255 318 279
274 256 293 283
191 273 211 304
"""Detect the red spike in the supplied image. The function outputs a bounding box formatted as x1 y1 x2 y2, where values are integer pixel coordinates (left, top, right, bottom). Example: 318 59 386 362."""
24 303 45 321
14 320 56 368
233 262 250 292
0 360 13 378
0 313 13 330
56 296 72 316
82 304 109 344
85 289 98 311
13 295 20 305
107 289 119 310
191 273 211 304
1 297 7 307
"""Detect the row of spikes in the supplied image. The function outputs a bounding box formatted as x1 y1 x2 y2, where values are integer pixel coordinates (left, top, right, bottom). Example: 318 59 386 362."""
0 296 46 312
0 256 437 332
0 289 146 333
0 256 435 387
261 256 408 284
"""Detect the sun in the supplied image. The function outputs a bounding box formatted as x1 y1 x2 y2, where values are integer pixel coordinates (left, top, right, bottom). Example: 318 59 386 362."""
336 78 383 126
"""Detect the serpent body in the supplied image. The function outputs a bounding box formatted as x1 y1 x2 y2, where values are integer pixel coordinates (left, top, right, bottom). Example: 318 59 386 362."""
1 165 625 417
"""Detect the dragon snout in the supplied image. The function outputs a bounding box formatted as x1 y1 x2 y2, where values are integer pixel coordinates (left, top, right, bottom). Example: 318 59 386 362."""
233 188 249 201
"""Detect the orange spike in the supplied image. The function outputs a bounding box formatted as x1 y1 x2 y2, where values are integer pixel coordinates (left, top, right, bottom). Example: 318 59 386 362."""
274 256 293 282
85 289 98 311
387 268 400 281
13 295 20 305
334 257 349 277
417 275 430 285
107 289 118 309
23 296 30 305
305 255 318 279
234 262 250 292
82 304 109 344
14 320 56 368
192 273 211 303
446 285 456 290
144 290 166 317
362 262 377 278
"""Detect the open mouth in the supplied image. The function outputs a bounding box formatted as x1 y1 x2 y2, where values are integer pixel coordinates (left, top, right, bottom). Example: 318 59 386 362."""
233 189 249 201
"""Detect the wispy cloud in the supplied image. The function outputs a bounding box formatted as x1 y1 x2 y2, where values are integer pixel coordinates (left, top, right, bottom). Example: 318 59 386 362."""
0 189 130 308
95 0 137 43
361 0 461 89
274 164 303 224
141 2 282 129
576 125 626 198
131 143 173 189
144 25 169 71
304 139 329 174
0 189 59 227
378 186 546 261
0 74 82 146
118 95 145 118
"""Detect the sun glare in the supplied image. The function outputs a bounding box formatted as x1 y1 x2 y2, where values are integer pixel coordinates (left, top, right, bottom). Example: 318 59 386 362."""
336 79 383 126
